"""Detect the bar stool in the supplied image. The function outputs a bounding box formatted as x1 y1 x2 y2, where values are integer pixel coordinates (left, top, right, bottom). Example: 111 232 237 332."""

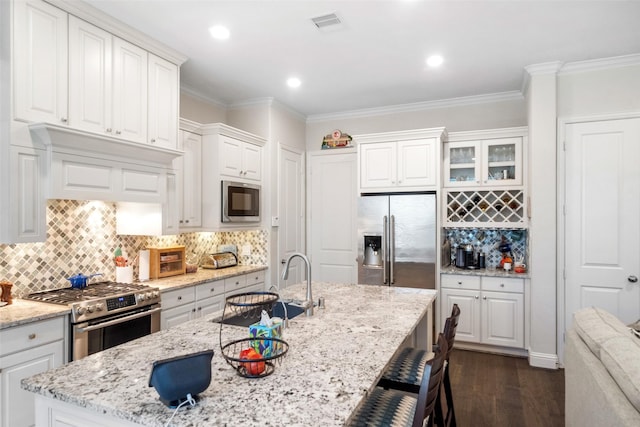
378 304 461 427
347 333 448 427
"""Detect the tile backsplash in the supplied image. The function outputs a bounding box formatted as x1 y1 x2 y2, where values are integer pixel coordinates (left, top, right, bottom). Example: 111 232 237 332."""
0 200 268 297
443 227 528 268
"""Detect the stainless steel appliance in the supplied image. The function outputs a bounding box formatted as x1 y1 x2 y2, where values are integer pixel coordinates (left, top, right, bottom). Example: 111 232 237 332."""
358 193 437 289
222 180 261 223
26 282 161 360
202 252 238 269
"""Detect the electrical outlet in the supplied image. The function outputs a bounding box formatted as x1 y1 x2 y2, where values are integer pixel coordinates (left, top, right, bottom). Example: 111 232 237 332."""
241 244 251 256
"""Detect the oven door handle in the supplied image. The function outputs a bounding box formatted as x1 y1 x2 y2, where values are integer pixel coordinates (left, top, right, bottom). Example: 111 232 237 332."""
75 307 162 333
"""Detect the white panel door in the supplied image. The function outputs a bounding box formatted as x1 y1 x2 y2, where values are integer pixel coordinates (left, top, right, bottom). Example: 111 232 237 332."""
359 142 396 189
148 54 178 149
242 143 263 181
219 136 243 178
440 288 480 343
309 151 357 284
112 38 147 143
397 139 436 187
68 16 112 134
565 118 640 327
482 291 524 348
0 341 64 427
13 0 68 124
278 146 304 288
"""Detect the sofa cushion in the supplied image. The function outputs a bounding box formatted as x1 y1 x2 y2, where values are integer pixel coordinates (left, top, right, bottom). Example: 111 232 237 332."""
600 335 640 413
573 307 629 356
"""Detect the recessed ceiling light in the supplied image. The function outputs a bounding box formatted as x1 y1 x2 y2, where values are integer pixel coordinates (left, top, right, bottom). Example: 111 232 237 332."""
287 77 301 88
426 55 444 67
209 25 230 40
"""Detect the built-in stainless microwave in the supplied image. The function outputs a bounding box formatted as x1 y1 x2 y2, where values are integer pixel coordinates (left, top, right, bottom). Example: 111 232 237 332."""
222 181 261 223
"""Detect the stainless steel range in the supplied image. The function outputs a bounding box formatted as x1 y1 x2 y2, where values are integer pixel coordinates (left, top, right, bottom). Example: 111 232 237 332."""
26 282 161 361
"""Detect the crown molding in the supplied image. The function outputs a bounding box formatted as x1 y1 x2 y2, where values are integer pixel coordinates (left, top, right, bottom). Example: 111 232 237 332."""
180 86 227 109
227 97 275 110
45 0 187 65
521 61 564 94
306 91 524 124
558 53 640 75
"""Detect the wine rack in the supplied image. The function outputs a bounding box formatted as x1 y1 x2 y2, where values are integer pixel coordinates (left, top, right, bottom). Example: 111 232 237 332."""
444 189 527 228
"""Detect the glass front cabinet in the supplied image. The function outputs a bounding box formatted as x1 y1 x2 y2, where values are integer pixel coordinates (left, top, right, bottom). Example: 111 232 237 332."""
444 129 525 188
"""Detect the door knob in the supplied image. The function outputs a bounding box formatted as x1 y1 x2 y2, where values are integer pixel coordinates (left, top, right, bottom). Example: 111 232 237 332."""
629 275 638 283
281 259 286 265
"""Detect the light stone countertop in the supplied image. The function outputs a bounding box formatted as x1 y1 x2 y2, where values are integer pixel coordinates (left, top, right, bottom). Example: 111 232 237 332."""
23 282 437 427
0 299 70 330
440 265 530 279
0 265 268 329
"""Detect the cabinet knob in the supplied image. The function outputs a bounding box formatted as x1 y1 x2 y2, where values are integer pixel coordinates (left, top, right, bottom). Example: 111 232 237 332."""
210 288 215 292
629 275 638 283
197 307 202 311
483 296 487 300
150 138 156 143
500 283 505 287
185 220 189 224
192 308 196 312
28 333 36 340
60 117 68 123
177 296 182 300
179 220 184 224
106 128 112 133
475 295 479 299
115 130 121 135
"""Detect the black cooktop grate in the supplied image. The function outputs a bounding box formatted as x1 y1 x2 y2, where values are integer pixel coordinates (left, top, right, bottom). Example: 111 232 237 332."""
26 282 155 305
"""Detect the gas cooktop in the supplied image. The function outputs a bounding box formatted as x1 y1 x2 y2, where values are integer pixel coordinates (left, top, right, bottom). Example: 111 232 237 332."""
26 281 161 323
26 281 156 304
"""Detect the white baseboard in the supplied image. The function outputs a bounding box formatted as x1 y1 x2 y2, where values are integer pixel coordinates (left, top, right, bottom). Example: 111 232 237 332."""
528 351 559 369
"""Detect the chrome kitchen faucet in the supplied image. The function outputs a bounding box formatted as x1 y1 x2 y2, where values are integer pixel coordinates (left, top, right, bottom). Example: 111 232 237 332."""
281 253 314 317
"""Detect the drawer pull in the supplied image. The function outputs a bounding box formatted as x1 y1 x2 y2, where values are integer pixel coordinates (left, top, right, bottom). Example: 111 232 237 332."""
177 296 182 300
483 296 487 300
28 333 36 340
457 281 462 285
500 283 505 287
210 288 216 292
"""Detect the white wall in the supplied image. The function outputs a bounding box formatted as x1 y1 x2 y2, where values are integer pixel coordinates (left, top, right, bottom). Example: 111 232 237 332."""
227 104 270 139
180 92 227 123
305 97 527 151
526 69 559 369
558 64 640 117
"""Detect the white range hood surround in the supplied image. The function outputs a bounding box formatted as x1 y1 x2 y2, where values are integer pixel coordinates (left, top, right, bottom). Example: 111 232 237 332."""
28 122 183 166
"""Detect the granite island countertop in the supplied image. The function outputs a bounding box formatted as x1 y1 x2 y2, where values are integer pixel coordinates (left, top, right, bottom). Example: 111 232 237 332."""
23 282 437 427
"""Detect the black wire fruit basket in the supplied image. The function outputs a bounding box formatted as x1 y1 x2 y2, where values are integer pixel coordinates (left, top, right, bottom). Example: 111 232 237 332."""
219 292 289 378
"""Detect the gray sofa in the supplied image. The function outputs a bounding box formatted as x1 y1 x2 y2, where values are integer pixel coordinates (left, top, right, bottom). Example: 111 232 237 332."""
565 307 640 426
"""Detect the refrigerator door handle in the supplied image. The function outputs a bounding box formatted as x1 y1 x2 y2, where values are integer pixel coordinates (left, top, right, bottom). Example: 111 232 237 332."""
383 215 388 284
390 214 395 284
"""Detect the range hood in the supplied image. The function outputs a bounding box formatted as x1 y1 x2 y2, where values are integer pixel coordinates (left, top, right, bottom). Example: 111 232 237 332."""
28 123 183 165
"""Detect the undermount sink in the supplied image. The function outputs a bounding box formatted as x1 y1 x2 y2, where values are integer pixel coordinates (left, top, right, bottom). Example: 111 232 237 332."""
217 302 306 327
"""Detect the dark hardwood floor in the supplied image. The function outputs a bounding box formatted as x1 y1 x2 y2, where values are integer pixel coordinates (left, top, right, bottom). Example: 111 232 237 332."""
447 349 565 427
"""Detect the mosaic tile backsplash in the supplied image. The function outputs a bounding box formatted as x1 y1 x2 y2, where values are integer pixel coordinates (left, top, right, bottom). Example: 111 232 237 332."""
0 200 268 298
443 228 528 268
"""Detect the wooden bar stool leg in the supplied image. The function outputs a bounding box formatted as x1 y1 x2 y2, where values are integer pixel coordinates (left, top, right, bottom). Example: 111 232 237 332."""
442 366 456 427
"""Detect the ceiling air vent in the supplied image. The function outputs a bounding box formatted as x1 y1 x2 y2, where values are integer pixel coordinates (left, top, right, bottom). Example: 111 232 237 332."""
311 13 341 29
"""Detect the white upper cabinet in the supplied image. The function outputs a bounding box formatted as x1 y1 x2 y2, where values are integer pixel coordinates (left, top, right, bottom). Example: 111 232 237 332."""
200 123 266 230
13 0 68 125
69 16 148 144
219 135 263 182
176 129 202 228
68 16 112 135
444 128 526 188
112 38 148 144
148 54 179 149
356 128 445 194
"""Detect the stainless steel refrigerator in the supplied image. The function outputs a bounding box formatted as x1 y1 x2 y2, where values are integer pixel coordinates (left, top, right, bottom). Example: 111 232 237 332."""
357 193 436 289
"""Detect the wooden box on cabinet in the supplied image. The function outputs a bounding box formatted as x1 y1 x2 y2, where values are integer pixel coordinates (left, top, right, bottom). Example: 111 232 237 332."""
148 246 186 279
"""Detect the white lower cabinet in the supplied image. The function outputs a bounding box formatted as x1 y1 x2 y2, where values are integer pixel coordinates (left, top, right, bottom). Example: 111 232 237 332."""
161 271 266 330
440 274 524 350
0 316 67 427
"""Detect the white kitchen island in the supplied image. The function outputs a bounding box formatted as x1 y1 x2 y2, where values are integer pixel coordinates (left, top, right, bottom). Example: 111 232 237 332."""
23 282 436 427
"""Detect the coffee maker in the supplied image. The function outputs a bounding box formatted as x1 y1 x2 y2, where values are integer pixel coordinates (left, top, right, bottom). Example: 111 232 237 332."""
455 244 477 269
